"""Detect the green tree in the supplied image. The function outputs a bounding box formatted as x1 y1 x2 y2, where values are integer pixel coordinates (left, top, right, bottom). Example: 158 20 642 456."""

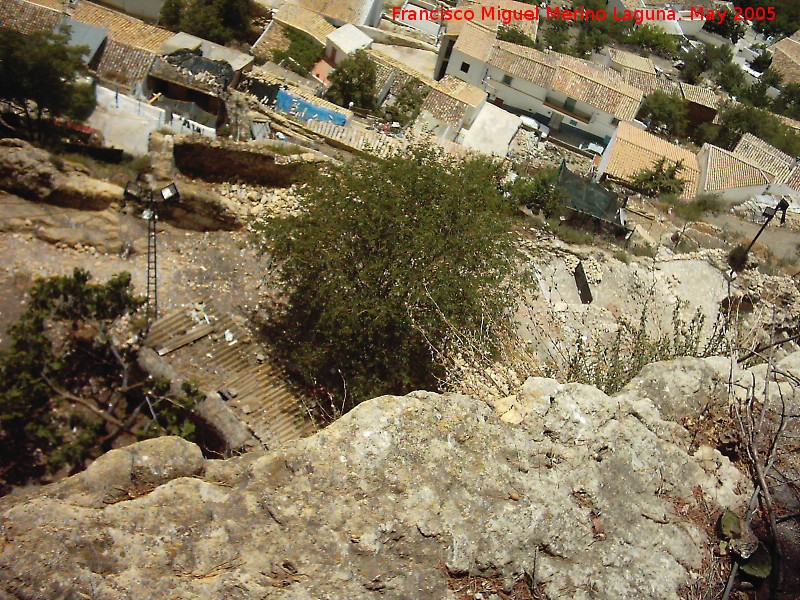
263 145 519 409
761 67 783 89
736 0 800 37
0 269 198 492
326 49 377 111
623 24 678 56
271 29 323 76
713 103 800 155
508 168 564 217
382 80 429 126
158 0 251 44
497 26 536 48
0 27 96 139
750 50 772 73
542 19 570 53
774 83 800 119
640 91 688 137
702 13 746 43
716 61 747 96
632 158 687 197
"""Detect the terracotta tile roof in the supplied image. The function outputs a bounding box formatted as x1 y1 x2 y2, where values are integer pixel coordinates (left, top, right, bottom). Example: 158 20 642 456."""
26 0 63 9
273 2 335 45
446 0 538 41
771 33 800 85
289 0 373 25
552 56 643 121
94 39 155 90
72 1 172 53
679 82 719 109
420 88 470 126
252 21 291 59
784 166 800 190
608 48 655 74
369 47 434 84
622 69 680 96
0 0 62 35
488 42 557 88
453 21 496 63
435 75 486 107
702 144 772 192
604 121 700 199
489 43 643 120
733 133 795 183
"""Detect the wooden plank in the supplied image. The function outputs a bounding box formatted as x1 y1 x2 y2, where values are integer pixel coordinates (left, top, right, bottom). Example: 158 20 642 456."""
156 323 215 356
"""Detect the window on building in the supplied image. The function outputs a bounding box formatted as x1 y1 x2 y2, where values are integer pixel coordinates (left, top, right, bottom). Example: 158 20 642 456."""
460 62 471 73
502 74 513 86
611 118 620 126
564 98 577 113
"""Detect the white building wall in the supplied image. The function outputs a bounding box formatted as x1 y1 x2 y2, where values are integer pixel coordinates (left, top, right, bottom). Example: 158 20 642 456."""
444 48 487 88
364 0 385 27
484 65 617 142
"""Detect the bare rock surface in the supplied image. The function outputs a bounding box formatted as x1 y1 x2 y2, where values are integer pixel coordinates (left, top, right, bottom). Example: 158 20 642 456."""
0 354 765 599
0 138 122 209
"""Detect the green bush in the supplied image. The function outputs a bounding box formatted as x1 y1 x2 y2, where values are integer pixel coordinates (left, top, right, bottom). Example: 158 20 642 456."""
498 26 536 47
272 29 323 76
262 144 519 409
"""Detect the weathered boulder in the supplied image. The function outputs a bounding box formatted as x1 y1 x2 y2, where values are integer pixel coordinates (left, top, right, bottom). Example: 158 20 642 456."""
0 355 756 599
0 138 64 200
0 138 123 209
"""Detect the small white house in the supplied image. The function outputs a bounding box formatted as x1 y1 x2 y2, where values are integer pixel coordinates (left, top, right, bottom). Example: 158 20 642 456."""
325 24 373 64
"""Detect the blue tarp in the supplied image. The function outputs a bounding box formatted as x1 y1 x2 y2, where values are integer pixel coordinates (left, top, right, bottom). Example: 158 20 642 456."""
275 89 347 126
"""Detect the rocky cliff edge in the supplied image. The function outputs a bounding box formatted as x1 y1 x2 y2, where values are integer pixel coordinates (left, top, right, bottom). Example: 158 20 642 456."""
2 354 793 599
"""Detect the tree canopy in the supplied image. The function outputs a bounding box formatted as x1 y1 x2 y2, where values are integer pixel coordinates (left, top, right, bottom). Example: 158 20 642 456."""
640 91 688 138
0 269 198 493
159 0 251 44
263 145 520 409
326 49 377 111
632 158 687 197
702 103 800 155
271 29 323 76
497 26 536 48
0 27 96 138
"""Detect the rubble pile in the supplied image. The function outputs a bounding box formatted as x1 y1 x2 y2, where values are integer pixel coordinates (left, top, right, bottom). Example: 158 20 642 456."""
213 181 303 219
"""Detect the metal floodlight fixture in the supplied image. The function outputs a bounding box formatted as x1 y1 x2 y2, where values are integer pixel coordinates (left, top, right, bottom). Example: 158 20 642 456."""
159 183 180 203
124 181 144 201
763 204 776 220
776 198 790 224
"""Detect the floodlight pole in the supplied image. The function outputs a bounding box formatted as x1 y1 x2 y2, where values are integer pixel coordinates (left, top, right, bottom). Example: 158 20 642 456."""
145 191 158 325
742 198 789 257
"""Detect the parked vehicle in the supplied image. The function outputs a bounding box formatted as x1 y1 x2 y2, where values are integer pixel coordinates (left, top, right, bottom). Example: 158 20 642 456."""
579 142 604 155
519 116 549 139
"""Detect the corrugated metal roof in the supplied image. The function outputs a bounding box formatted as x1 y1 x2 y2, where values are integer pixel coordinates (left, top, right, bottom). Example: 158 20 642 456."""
145 301 316 449
604 121 700 199
62 16 107 63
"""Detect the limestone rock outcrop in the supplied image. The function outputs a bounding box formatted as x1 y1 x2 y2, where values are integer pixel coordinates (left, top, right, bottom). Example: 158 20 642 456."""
0 138 122 210
0 355 774 599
